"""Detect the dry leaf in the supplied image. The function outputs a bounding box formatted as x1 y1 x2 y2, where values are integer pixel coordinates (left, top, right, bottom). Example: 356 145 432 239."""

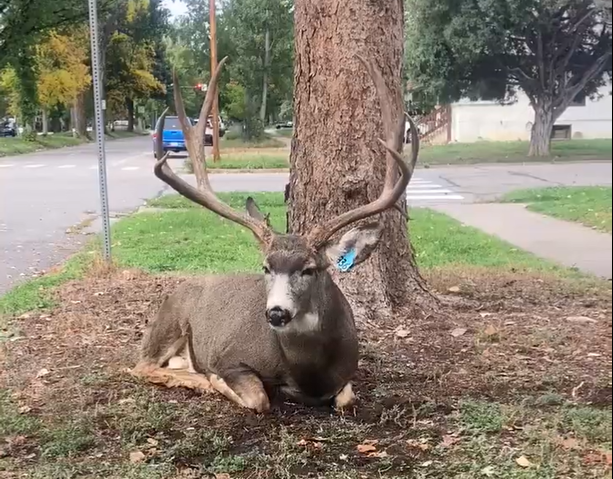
450 328 468 338
447 286 461 293
367 450 389 458
407 439 431 451
440 434 461 448
516 455 533 468
18 406 32 414
357 444 378 454
479 312 493 318
556 437 581 450
36 368 50 378
129 451 146 464
394 327 410 339
484 325 498 337
215 474 232 479
146 438 159 447
420 461 433 467
566 316 598 324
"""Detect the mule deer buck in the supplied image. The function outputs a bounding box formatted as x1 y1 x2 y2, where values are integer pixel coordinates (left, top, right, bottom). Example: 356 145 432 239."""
130 56 419 413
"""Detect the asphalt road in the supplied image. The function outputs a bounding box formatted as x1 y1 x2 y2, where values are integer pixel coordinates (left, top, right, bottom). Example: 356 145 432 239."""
1 135 611 294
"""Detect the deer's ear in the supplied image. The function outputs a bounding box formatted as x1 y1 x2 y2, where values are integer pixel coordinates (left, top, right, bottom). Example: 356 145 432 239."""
325 223 383 272
246 197 266 221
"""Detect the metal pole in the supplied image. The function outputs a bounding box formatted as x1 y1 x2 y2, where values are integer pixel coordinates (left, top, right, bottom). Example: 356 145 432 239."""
88 0 112 261
210 0 221 162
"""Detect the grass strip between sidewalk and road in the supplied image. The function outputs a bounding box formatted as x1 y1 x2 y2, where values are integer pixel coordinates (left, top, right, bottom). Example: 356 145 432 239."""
500 186 612 234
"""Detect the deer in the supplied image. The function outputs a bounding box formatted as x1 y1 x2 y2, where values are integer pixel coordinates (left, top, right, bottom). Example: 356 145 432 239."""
129 55 420 414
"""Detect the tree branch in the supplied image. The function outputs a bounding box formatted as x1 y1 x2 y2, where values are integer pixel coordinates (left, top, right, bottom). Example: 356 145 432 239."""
554 51 612 116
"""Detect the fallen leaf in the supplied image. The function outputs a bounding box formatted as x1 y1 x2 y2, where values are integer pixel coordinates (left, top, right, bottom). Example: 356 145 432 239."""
556 437 581 450
18 406 32 414
479 312 492 318
357 443 378 454
407 439 431 451
450 328 468 338
447 286 461 293
215 474 232 479
146 438 159 447
516 455 533 468
566 316 598 324
484 325 498 337
440 434 461 448
394 327 410 339
129 451 146 464
420 460 433 467
368 450 389 458
36 368 50 378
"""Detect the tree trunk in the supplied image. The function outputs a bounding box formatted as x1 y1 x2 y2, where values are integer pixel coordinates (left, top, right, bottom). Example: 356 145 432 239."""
74 91 90 139
290 0 436 321
529 101 555 157
260 26 271 123
126 98 135 132
41 109 49 136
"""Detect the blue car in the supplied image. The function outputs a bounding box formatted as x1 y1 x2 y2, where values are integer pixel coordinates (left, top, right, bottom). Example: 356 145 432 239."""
152 116 192 158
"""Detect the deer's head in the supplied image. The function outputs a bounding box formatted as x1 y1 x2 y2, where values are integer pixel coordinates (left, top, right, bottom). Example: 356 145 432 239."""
154 56 419 331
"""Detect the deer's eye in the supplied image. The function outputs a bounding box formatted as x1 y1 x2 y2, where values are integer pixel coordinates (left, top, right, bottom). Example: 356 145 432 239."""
301 268 315 277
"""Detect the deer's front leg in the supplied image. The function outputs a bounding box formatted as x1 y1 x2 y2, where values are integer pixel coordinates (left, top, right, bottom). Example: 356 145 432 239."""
334 382 356 411
209 370 271 414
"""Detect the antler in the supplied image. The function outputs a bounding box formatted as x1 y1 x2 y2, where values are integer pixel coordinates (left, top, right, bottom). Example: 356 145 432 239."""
307 56 419 249
154 57 274 245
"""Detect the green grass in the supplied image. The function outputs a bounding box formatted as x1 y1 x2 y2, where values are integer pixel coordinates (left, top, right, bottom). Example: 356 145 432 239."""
0 134 86 157
220 133 285 149
205 153 289 169
134 192 567 275
0 254 90 327
500 186 612 233
419 138 612 165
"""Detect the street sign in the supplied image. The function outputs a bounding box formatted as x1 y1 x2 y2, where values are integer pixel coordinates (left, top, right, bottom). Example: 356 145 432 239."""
88 0 112 261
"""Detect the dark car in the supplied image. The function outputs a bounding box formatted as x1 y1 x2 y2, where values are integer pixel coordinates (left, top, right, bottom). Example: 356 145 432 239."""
0 121 17 137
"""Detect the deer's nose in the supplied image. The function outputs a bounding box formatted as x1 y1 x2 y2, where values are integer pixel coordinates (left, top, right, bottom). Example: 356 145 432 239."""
266 307 292 327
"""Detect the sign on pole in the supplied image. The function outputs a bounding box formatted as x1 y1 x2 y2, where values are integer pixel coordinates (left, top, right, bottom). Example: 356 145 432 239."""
87 0 112 261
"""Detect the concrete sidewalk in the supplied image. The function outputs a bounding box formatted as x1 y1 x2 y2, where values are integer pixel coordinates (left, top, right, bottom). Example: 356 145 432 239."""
433 203 612 279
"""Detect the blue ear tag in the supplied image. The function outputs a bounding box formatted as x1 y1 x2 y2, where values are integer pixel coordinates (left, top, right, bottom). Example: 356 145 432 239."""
336 248 357 273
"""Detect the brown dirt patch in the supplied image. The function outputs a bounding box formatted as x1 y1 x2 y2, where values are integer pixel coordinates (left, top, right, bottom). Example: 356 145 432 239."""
1 268 611 478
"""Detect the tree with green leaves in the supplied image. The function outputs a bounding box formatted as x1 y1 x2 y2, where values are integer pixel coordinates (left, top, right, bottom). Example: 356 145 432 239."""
405 0 612 156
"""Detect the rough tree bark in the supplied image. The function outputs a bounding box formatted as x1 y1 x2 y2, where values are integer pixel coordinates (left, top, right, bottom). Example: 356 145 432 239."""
528 99 555 157
73 91 90 139
289 0 437 322
126 98 135 132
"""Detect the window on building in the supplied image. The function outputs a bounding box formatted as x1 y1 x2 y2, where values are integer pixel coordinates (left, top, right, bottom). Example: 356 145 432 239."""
570 90 586 107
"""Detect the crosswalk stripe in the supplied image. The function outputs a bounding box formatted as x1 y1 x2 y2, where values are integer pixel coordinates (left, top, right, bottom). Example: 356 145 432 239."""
0 164 14 168
23 164 45 168
407 189 454 194
407 194 464 200
58 165 76 169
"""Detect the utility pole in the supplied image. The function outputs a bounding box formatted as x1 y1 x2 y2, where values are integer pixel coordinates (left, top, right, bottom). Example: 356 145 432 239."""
210 0 221 162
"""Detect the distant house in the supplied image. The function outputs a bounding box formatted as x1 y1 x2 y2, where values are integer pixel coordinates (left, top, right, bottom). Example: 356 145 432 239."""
410 80 613 145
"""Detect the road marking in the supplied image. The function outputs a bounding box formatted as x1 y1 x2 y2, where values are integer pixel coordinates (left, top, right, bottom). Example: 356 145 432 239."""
409 184 444 189
407 189 454 194
407 194 464 200
0 164 15 168
112 159 128 167
121 166 140 171
58 164 76 169
23 164 45 169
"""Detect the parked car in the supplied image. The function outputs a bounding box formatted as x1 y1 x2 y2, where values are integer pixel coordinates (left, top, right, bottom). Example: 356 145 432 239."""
275 120 293 130
193 115 226 146
152 116 191 158
0 120 17 137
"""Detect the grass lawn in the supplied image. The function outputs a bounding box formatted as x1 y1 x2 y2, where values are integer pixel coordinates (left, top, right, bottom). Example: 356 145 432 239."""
500 186 612 234
220 134 286 150
419 138 612 166
205 152 289 170
1 193 610 478
0 134 86 157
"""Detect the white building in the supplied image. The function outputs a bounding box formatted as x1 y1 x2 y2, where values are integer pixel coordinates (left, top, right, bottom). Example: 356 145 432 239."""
416 81 613 144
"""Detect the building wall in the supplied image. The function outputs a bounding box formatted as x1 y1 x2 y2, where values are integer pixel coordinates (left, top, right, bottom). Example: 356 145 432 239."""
450 83 612 143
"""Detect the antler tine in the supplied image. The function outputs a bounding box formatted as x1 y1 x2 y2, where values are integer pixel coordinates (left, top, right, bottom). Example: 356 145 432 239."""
307 57 419 249
153 58 273 246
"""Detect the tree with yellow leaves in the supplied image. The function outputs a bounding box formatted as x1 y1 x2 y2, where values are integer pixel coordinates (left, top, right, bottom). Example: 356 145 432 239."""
35 29 91 135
